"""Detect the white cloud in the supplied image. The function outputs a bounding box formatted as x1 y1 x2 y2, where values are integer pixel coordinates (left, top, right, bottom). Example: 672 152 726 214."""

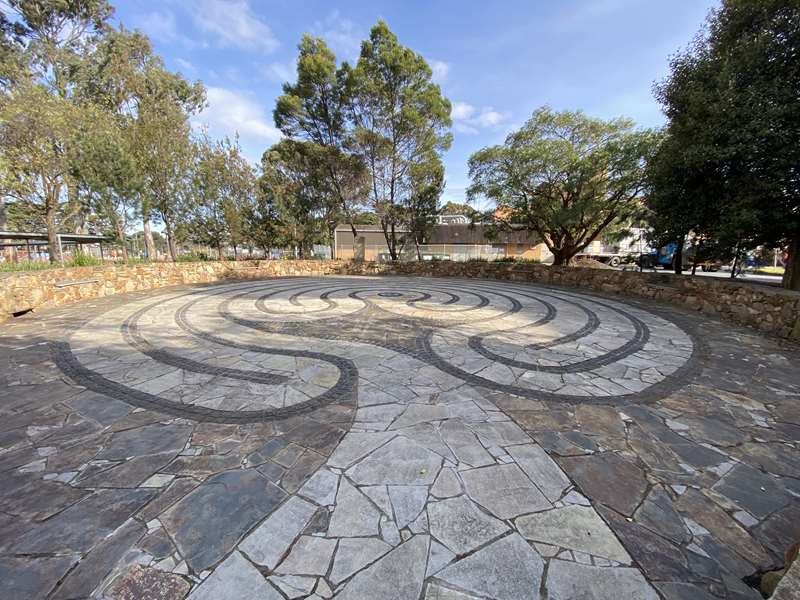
451 101 476 120
194 87 282 143
262 59 296 84
193 0 279 52
134 11 179 43
175 58 196 74
429 60 450 83
312 10 361 61
451 101 511 134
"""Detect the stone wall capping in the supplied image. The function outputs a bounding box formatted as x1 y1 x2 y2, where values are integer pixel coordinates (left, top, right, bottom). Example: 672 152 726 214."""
1 259 798 341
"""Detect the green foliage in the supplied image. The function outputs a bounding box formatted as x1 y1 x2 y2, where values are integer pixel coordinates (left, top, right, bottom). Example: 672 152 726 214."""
189 136 256 259
648 0 800 288
468 107 657 265
349 21 452 260
70 251 101 266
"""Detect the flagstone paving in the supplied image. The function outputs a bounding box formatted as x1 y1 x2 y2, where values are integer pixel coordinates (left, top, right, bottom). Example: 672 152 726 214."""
0 275 798 599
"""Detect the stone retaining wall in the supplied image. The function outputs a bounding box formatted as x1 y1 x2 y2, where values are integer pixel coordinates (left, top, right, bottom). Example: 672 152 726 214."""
1 259 799 340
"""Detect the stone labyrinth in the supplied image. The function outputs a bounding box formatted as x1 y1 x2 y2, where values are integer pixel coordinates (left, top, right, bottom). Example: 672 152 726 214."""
3 276 799 600
57 276 696 422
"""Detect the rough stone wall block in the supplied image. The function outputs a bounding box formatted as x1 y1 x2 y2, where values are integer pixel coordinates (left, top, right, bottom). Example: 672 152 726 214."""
1 260 798 341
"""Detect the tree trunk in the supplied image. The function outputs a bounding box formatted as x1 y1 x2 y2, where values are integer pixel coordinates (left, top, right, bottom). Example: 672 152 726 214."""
143 216 156 260
217 241 224 261
551 247 578 266
115 220 129 264
46 204 61 264
731 243 740 279
783 238 800 290
163 216 178 261
673 235 684 275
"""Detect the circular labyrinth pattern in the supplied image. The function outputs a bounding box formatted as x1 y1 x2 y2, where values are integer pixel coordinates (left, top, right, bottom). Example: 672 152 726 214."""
53 276 698 423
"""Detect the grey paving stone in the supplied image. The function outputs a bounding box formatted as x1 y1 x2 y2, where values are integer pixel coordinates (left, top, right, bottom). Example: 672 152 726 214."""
389 404 450 429
516 505 630 562
298 469 339 506
275 535 336 576
428 495 509 555
334 535 429 600
161 468 286 572
557 452 648 516
330 537 392 583
52 518 145 600
633 485 691 544
437 533 544 600
470 421 530 446
545 560 658 600
424 583 481 599
427 539 456 576
97 423 192 461
327 478 381 537
712 463 792 519
327 432 396 469
0 555 79 600
461 463 551 519
346 436 442 485
388 485 428 528
239 495 317 569
440 421 495 467
505 443 571 503
268 575 317 598
188 551 281 600
15 488 155 554
430 467 461 498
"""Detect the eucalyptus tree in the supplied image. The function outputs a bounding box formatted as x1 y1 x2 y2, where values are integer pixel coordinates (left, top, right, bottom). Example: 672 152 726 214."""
190 136 255 260
273 35 368 247
468 107 658 266
68 106 139 262
0 0 113 262
259 140 326 258
349 21 452 261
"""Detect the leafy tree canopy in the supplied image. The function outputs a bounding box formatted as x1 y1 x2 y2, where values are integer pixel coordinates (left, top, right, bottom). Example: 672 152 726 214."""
468 107 658 265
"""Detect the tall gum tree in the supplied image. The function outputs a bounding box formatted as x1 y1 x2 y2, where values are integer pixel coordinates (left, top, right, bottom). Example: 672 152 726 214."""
274 35 368 254
349 21 452 261
0 0 113 262
468 107 657 266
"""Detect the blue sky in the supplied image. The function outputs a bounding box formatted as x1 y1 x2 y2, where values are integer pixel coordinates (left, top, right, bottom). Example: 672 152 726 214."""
115 0 718 207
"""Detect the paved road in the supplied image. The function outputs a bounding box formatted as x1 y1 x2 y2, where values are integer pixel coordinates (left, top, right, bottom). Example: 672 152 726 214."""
1 276 797 600
620 266 785 286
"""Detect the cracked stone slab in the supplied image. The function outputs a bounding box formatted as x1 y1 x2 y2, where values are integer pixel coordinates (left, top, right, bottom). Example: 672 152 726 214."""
428 495 509 555
239 495 317 569
160 468 286 573
516 505 630 563
275 535 336 576
334 534 429 600
187 551 282 600
298 469 339 506
346 436 442 486
388 485 428 529
461 463 551 519
436 533 544 600
327 432 396 469
327 478 381 537
329 537 392 584
505 443 571 503
545 560 658 600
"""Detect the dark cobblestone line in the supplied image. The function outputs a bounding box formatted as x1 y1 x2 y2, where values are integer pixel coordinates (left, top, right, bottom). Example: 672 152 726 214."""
467 296 651 374
122 301 290 386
